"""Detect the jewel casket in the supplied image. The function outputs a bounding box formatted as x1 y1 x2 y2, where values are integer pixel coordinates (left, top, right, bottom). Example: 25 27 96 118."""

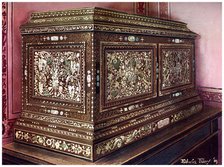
14 7 203 161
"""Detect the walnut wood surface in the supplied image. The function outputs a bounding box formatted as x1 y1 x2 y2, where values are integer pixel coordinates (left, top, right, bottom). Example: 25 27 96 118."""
3 104 221 165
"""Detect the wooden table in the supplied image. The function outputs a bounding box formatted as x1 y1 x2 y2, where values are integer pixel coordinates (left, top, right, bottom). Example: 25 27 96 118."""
3 104 221 165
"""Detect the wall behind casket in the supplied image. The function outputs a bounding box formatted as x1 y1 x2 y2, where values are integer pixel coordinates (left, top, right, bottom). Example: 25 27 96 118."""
171 2 222 88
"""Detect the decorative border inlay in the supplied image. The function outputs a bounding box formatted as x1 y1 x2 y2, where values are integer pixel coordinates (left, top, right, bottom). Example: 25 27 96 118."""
21 25 94 34
20 7 196 38
26 7 188 31
94 24 196 38
31 15 93 24
94 15 187 32
118 35 144 42
21 24 196 39
170 103 203 123
16 121 93 140
42 35 67 41
96 90 198 128
94 96 201 139
15 129 92 160
21 112 94 130
22 40 90 120
95 103 202 158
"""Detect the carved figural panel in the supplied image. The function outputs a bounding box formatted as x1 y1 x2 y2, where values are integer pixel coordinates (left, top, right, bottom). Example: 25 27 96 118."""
27 43 86 109
159 44 194 96
101 42 157 109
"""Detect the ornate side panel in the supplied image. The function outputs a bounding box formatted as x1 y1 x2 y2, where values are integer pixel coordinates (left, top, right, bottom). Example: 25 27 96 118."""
15 32 94 160
29 45 85 107
100 42 157 110
24 43 86 115
159 44 194 96
21 32 93 122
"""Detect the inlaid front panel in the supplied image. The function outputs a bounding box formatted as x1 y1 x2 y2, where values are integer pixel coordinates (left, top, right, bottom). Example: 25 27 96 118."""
100 42 157 110
34 50 82 102
159 44 194 96
26 43 86 111
106 50 152 101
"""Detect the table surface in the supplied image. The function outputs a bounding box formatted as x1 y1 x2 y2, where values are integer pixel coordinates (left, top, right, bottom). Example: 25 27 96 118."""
3 104 222 165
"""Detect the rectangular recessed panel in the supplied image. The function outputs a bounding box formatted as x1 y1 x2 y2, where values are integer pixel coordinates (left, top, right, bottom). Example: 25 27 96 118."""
33 50 82 102
106 50 153 101
27 43 86 110
101 42 157 109
161 49 191 88
159 44 194 96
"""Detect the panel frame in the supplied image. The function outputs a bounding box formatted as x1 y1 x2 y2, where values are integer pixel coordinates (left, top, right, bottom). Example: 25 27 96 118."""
23 40 87 115
158 43 195 96
100 42 157 111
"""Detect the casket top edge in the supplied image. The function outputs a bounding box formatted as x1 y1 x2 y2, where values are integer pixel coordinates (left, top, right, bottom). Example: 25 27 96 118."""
20 7 197 38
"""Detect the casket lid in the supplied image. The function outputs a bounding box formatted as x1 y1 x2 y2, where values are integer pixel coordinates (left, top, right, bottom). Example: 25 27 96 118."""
20 7 197 38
